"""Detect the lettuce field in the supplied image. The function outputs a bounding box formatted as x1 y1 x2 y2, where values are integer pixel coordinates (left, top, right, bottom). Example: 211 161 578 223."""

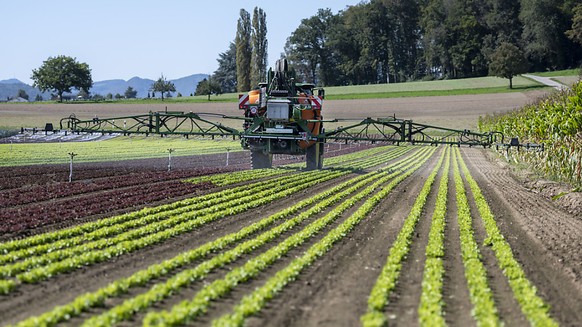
0 144 580 326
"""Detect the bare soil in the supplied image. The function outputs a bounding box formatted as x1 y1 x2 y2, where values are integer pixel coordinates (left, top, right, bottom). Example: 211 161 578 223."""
0 90 548 131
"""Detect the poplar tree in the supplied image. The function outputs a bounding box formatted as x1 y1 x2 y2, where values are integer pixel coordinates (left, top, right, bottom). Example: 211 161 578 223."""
236 9 252 92
251 7 268 87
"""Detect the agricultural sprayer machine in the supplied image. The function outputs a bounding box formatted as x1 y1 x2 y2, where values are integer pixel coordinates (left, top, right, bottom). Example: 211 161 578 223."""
60 59 534 170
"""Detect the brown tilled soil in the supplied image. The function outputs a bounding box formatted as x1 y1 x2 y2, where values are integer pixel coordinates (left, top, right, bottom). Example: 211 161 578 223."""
1 147 581 326
0 90 549 131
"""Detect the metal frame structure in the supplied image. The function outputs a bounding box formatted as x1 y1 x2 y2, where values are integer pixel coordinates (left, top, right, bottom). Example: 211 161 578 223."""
60 111 240 138
61 111 500 148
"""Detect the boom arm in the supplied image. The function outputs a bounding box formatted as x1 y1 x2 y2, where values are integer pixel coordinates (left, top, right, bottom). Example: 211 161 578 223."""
61 111 242 138
61 112 500 147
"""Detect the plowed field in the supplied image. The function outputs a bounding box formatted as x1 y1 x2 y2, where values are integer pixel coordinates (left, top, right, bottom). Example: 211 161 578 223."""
0 144 580 327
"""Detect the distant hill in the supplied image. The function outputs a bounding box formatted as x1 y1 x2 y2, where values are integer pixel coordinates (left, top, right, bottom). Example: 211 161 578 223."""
0 79 48 101
0 74 209 101
91 74 208 98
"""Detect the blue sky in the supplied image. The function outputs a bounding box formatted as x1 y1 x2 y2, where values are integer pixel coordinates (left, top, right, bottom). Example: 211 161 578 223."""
0 0 359 84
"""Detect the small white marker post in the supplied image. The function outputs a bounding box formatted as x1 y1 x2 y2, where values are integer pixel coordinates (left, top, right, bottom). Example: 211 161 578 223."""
167 148 175 172
226 148 230 166
68 152 77 182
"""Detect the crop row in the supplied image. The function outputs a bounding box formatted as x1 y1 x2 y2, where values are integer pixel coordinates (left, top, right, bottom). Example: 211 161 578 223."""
0 146 413 293
0 169 339 294
0 179 216 233
0 169 311 254
0 146 407 258
478 81 582 187
417 146 450 326
360 146 447 326
183 145 394 187
456 148 557 326
0 168 221 208
0 136 241 166
0 170 313 263
453 149 500 325
3 170 341 285
89 148 433 327
8 146 432 326
144 147 436 326
360 147 557 326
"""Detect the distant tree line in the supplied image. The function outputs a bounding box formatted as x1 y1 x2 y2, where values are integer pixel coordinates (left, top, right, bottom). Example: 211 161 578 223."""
282 0 582 86
30 55 179 101
210 1 582 89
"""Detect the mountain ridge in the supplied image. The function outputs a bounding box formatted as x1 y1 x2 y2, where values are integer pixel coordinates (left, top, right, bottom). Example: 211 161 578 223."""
0 74 208 101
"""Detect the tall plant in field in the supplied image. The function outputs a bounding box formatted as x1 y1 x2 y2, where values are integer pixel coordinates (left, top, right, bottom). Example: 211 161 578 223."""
479 81 582 187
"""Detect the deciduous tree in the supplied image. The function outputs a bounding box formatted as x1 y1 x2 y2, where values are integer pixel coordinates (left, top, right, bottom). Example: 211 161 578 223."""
124 86 137 99
214 42 237 93
195 77 222 100
31 55 92 102
566 4 582 45
150 74 175 101
489 42 528 89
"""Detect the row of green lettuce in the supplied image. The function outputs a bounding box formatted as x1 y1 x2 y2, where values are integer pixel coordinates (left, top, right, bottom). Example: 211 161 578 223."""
479 80 582 187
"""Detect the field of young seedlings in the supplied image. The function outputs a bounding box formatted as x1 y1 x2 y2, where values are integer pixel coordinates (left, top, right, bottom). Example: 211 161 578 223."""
0 144 581 327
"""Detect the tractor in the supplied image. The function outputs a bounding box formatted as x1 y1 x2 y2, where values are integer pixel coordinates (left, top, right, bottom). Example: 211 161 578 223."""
238 59 326 170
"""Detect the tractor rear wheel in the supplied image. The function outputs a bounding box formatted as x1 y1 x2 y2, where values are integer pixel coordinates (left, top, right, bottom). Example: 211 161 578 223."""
251 150 273 169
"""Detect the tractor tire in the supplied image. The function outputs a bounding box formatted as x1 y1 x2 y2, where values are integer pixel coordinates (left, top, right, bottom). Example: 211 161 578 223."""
306 143 323 170
251 150 273 169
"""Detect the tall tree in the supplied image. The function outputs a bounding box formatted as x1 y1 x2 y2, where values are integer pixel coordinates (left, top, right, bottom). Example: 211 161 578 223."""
251 7 268 87
31 55 92 102
285 8 338 85
214 42 237 93
325 5 366 85
566 4 582 46
447 0 489 78
236 9 252 92
481 0 522 63
489 42 529 88
520 0 574 70
383 0 423 82
150 74 175 101
420 0 451 78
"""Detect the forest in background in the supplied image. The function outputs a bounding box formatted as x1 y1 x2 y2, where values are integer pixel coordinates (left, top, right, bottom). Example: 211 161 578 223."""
212 0 582 92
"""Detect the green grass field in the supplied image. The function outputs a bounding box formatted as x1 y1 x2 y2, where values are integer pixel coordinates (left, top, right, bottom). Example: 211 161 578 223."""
8 75 546 106
0 136 241 166
531 69 580 77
